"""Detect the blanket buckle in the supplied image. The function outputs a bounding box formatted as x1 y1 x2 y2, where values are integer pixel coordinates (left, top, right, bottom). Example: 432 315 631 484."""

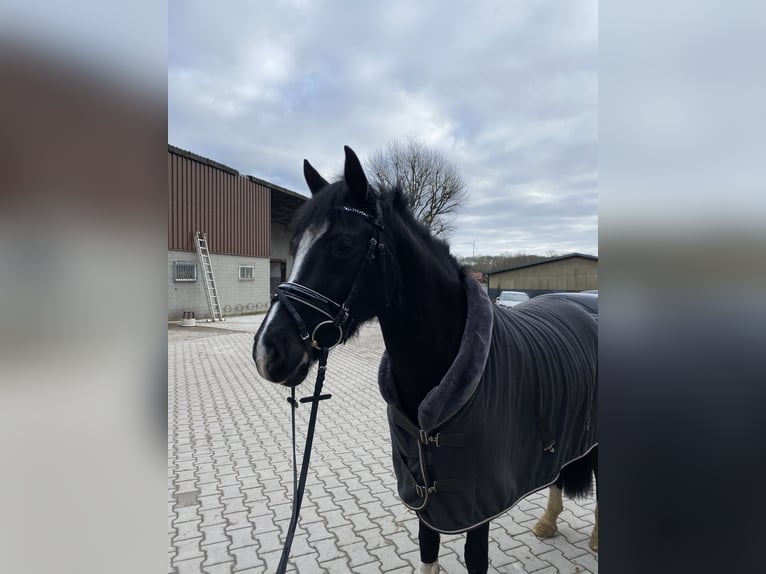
419 429 440 447
415 484 437 498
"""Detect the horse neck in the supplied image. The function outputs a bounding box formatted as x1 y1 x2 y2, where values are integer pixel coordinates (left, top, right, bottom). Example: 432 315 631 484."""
377 220 467 424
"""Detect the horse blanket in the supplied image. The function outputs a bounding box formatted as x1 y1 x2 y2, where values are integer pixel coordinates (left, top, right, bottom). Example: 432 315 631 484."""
378 275 598 533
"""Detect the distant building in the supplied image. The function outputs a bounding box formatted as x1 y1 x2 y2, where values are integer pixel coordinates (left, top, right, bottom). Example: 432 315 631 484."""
485 253 598 299
168 145 307 320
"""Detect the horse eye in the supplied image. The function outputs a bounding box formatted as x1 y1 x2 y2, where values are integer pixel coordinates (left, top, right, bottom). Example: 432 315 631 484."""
333 238 355 256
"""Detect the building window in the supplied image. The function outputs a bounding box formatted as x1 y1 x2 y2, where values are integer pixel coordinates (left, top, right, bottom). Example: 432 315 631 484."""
174 261 197 282
239 265 255 280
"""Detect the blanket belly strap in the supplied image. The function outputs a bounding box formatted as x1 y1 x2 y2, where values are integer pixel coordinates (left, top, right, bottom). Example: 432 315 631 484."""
387 405 464 447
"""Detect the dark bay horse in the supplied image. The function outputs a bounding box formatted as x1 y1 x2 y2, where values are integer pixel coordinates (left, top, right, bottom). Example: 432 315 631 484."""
253 146 598 573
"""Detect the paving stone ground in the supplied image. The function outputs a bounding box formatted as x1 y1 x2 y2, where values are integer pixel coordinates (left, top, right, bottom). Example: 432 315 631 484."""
169 315 598 573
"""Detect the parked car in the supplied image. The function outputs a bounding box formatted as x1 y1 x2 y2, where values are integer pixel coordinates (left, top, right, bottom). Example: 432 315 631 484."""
495 290 529 309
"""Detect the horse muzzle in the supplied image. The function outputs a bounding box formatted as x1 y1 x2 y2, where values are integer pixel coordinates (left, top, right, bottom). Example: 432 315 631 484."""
253 331 311 386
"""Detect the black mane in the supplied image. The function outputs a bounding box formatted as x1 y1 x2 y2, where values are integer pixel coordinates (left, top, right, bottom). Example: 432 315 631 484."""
383 185 466 282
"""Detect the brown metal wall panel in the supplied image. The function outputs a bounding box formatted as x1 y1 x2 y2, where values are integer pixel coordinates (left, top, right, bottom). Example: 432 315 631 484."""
178 156 183 249
189 160 195 249
167 154 172 247
227 172 232 251
180 157 186 249
178 154 184 249
261 187 266 253
205 165 210 248
218 169 223 251
244 179 248 254
190 160 195 245
221 170 226 252
226 172 230 250
259 186 263 253
171 154 176 248
233 175 238 254
171 154 175 248
242 179 247 254
173 155 178 248
242 178 247 254
173 154 178 249
238 176 243 254
186 159 191 249
216 168 222 252
265 187 270 253
237 175 242 254
172 155 177 248
168 150 271 256
184 158 190 249
256 188 260 253
258 184 264 253
193 161 199 241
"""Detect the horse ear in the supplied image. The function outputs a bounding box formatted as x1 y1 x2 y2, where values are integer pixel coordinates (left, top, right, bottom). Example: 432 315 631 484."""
343 145 371 203
303 159 329 195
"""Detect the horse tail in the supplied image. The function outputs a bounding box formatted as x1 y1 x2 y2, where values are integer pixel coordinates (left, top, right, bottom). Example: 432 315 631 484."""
556 446 597 499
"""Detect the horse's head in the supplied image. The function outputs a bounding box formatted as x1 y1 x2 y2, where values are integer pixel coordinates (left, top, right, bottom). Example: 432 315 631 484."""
253 146 388 386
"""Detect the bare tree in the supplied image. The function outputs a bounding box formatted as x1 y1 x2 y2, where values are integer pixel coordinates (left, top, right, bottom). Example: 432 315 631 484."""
366 138 467 237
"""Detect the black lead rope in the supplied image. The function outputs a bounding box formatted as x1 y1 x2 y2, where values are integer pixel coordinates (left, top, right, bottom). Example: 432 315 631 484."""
276 348 331 574
287 387 298 500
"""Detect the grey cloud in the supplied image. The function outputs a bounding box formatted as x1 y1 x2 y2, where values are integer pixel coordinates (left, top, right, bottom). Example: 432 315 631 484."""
169 0 597 256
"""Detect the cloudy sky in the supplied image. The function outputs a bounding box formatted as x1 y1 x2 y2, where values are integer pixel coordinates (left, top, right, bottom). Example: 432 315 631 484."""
169 0 597 257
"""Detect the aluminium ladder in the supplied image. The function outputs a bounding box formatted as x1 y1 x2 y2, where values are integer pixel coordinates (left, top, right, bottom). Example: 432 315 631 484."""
194 231 224 321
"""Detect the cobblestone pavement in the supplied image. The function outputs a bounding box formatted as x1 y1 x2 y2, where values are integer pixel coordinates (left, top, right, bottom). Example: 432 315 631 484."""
169 315 598 573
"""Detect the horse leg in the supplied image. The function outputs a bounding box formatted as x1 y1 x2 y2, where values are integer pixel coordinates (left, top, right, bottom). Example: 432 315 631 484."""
531 485 563 538
534 448 597 540
418 519 440 573
589 503 598 551
464 522 489 574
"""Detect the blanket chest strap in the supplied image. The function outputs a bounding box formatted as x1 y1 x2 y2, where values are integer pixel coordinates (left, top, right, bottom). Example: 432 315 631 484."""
388 405 464 448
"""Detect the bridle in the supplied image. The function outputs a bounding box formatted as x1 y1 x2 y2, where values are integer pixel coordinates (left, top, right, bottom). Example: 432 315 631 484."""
273 196 388 574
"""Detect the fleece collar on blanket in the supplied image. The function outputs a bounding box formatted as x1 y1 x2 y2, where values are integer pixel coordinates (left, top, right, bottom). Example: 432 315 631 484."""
378 274 494 432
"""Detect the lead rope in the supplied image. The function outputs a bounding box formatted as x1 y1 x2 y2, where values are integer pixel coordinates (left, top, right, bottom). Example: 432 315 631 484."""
276 347 331 574
287 387 298 499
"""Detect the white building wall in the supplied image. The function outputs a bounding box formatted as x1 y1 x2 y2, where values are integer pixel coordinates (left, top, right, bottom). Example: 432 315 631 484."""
168 250 270 320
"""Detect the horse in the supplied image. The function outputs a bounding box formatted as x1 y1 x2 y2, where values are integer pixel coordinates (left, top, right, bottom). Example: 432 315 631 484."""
253 146 598 573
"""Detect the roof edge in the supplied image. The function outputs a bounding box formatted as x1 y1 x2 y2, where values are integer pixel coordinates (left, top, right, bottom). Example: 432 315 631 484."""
168 144 308 201
169 144 239 176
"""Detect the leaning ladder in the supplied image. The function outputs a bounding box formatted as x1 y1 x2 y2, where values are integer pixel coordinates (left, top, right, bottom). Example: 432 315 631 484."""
194 231 224 321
